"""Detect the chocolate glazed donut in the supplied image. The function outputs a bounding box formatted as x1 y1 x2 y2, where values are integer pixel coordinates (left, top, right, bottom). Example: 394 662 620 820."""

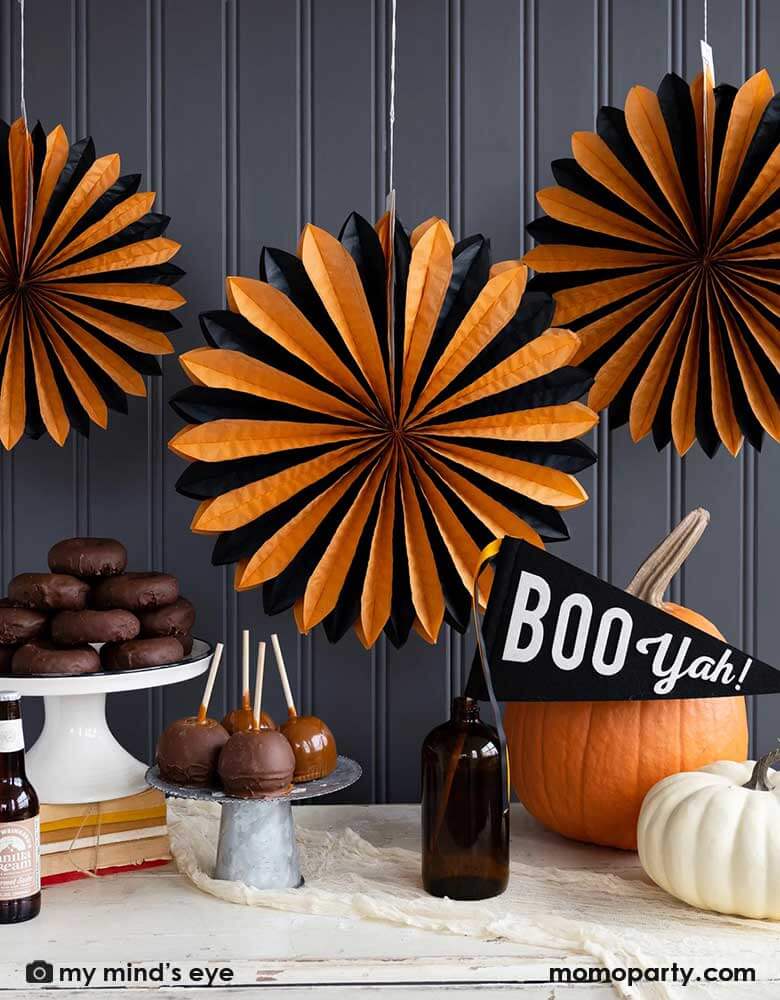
8 573 90 611
138 597 195 639
101 636 184 671
12 641 101 676
0 603 49 645
93 572 179 612
51 609 140 646
48 537 127 578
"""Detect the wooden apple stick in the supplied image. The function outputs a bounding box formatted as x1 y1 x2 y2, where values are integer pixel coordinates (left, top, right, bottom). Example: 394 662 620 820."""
197 642 224 723
253 642 266 730
241 628 251 710
271 633 297 720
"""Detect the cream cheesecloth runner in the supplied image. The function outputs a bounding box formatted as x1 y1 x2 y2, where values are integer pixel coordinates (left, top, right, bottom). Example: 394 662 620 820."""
168 800 776 1000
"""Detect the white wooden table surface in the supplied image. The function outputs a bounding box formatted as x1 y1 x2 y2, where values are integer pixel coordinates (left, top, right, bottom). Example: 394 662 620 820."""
0 804 774 998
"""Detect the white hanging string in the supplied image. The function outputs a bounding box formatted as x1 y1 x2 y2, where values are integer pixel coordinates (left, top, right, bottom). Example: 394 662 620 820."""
18 0 26 125
704 0 708 44
388 0 397 193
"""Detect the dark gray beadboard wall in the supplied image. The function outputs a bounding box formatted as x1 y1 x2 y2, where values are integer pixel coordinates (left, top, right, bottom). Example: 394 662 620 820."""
3 0 780 802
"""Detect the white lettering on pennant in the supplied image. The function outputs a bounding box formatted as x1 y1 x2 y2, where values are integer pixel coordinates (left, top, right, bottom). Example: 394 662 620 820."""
502 571 550 663
499 567 752 696
551 593 592 671
637 633 745 695
593 607 633 676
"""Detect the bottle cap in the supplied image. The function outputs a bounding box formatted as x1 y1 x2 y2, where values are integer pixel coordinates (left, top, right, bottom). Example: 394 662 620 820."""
453 695 480 720
0 690 21 702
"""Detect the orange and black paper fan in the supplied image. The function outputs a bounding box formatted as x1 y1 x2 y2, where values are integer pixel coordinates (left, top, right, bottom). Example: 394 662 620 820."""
526 69 780 457
170 213 597 648
0 118 184 449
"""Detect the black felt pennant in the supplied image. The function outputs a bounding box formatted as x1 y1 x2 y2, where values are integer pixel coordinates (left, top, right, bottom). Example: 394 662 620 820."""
467 539 780 702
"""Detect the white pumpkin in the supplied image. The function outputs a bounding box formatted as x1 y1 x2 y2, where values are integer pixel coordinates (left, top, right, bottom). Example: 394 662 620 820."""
637 750 780 920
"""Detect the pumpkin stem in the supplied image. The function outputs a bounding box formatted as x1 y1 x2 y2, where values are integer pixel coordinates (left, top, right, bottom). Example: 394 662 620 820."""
625 508 710 608
742 748 780 791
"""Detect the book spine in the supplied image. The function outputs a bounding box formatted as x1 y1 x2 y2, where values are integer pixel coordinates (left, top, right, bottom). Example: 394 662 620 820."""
41 808 167 834
41 826 168 856
41 858 170 888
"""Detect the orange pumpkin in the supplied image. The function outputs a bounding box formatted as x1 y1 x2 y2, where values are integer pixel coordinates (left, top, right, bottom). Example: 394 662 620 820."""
504 509 748 851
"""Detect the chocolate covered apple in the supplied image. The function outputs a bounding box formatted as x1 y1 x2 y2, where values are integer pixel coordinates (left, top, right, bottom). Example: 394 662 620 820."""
157 643 228 786
218 640 293 797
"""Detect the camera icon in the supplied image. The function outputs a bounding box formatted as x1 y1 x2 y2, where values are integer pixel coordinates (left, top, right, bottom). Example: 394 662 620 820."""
26 961 54 985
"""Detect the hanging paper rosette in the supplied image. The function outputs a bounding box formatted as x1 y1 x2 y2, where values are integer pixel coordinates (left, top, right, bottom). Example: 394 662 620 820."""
0 118 184 449
526 69 780 457
170 213 597 648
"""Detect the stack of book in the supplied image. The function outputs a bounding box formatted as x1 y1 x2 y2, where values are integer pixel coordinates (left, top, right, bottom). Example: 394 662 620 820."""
40 788 170 886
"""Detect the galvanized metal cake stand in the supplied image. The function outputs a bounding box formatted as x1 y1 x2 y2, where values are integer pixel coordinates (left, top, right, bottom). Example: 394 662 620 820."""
146 756 362 890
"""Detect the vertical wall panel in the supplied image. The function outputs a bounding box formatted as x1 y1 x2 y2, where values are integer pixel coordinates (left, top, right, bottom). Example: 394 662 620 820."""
307 0 375 803
682 3 755 740
536 0 597 575
684 0 744 84
754 0 780 757
680 4 748 650
11 0 74 747
11 1 74 580
462 0 522 260
84 0 155 752
7 0 780 782
393 0 448 224
160 0 227 729
384 0 450 804
606 3 670 591
232 0 301 732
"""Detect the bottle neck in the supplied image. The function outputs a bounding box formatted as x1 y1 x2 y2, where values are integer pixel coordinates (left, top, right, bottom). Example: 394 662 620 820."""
0 697 27 778
0 751 26 780
451 696 480 723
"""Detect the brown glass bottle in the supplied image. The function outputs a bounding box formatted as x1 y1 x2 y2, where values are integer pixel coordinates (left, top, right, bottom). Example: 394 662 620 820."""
0 691 40 923
421 696 508 900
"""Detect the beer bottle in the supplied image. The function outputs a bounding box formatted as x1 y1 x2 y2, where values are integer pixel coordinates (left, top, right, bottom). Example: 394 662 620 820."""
0 691 40 923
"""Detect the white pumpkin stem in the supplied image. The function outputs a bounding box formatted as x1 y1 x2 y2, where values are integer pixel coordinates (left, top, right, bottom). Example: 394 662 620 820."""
625 508 710 608
742 748 780 791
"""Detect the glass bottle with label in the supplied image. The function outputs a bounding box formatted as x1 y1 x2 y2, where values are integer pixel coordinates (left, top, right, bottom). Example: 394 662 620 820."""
421 696 509 900
0 690 40 923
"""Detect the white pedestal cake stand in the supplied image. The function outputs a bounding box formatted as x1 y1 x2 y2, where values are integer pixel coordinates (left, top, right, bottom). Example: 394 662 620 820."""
1 638 212 804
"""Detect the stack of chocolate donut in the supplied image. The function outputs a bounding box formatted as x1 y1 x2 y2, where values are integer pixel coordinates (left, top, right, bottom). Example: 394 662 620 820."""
0 537 196 676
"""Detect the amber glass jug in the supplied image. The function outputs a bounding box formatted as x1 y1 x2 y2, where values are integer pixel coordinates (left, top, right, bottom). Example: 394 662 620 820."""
421 696 509 900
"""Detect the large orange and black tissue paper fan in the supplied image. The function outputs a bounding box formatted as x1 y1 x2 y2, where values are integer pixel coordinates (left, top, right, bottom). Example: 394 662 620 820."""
526 69 780 457
0 119 184 449
169 213 597 648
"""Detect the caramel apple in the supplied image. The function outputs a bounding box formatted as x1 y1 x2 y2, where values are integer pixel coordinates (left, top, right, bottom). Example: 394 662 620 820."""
221 629 276 733
281 711 337 783
271 633 337 783
223 705 277 735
